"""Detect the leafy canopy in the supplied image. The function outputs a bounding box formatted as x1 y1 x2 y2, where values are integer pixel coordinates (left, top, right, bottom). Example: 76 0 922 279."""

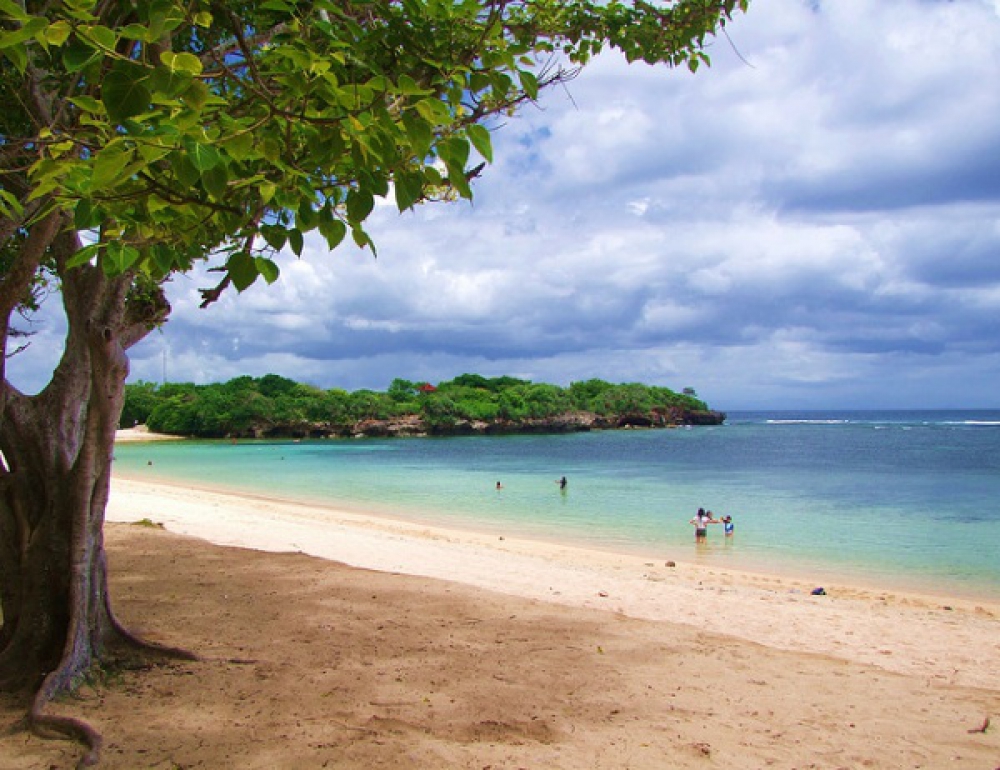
1 0 747 302
127 373 713 436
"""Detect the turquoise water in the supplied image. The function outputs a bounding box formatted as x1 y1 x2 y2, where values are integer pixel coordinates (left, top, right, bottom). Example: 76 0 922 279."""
112 410 1000 598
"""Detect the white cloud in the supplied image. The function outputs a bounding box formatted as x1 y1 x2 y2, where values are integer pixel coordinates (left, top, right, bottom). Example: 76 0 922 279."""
9 0 1000 409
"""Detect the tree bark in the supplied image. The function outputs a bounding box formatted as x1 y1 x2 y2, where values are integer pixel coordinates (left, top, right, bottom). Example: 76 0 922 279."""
0 229 174 763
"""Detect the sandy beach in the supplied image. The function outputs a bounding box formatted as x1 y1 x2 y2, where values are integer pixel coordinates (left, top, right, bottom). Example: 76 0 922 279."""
2 468 998 768
113 426 181 442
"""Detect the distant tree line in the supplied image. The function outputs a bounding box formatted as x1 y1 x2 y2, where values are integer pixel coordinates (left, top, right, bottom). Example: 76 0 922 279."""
122 374 719 439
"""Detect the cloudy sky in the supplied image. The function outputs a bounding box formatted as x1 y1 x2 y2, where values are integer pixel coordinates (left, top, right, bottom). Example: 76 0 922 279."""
12 0 1000 410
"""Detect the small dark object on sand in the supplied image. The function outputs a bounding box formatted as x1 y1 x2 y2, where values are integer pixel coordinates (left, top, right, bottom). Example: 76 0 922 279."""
810 587 826 596
967 715 990 734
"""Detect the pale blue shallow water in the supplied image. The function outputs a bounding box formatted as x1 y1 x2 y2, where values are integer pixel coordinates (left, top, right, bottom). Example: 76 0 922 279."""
112 410 1000 598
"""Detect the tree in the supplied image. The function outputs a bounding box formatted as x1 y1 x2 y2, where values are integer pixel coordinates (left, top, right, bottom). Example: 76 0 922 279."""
387 376 417 402
0 0 747 763
119 379 159 426
569 377 613 410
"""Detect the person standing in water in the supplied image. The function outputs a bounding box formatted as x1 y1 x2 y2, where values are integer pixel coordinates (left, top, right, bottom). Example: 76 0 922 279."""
722 515 734 537
557 476 567 490
689 509 719 541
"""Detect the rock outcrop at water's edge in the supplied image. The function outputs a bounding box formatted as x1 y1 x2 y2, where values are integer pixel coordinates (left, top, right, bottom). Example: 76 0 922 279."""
282 408 726 440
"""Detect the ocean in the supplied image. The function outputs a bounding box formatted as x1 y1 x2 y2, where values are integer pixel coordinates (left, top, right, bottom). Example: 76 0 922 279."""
111 410 1000 599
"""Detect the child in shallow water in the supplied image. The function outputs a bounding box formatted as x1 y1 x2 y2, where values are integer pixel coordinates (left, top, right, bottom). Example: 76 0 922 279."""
722 515 734 537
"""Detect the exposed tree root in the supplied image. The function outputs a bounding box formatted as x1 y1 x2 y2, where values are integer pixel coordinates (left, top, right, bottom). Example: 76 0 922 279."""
29 666 102 769
24 604 201 768
107 605 201 663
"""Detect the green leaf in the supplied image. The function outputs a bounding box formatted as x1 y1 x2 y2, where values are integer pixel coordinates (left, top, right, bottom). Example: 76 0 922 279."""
258 181 277 205
62 39 100 72
136 141 171 165
255 257 280 283
202 165 228 198
438 137 470 169
261 0 296 13
44 20 72 46
74 199 98 229
161 50 203 76
102 66 151 123
62 0 99 22
183 137 222 172
103 241 141 275
518 69 539 100
228 251 258 292
0 188 23 218
65 243 100 269
47 139 74 158
402 111 433 158
224 132 255 161
261 225 287 251
262 137 281 162
0 17 46 49
414 97 452 125
446 160 472 200
422 165 443 186
119 23 153 42
296 202 318 231
179 79 209 110
397 74 430 95
166 152 199 188
0 0 29 22
364 169 389 198
466 125 492 163
318 216 347 251
351 225 375 254
91 142 134 188
393 171 422 212
85 24 117 52
146 3 186 37
1 41 26 72
69 95 104 114
149 64 192 99
308 127 344 164
288 228 304 257
151 244 177 274
400 0 424 18
345 188 374 224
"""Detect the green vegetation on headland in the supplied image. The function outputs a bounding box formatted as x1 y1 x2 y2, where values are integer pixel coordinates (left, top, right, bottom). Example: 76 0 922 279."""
123 374 725 439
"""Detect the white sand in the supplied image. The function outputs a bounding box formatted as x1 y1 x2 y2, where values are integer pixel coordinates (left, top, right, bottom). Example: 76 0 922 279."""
114 426 179 442
107 476 1000 691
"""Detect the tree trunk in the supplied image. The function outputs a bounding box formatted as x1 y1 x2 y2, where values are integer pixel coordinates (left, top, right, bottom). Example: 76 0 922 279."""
0 235 174 763
0 386 121 691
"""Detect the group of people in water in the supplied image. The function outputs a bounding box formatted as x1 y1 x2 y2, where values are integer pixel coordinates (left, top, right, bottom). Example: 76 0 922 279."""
492 482 730 543
689 507 734 541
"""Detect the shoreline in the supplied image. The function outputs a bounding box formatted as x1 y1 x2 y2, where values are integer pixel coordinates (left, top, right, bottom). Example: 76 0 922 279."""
112 460 999 603
111 428 1000 601
114 426 181 442
107 475 1000 691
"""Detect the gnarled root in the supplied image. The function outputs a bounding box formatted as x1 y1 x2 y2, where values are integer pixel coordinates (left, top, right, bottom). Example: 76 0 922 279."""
26 603 200 768
29 667 102 769
107 604 201 663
